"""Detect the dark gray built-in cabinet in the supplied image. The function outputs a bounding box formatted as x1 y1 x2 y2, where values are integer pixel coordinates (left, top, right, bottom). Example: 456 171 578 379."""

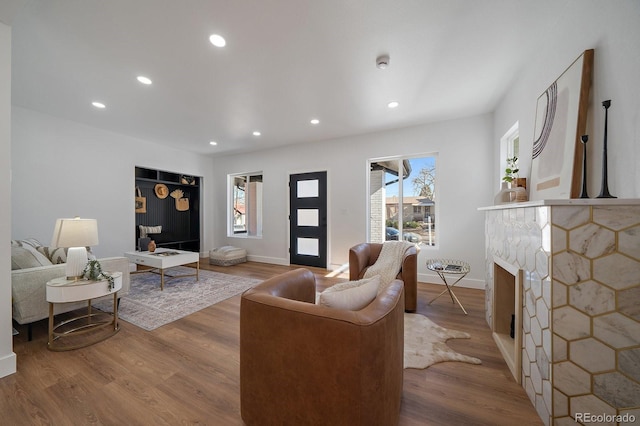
135 166 200 251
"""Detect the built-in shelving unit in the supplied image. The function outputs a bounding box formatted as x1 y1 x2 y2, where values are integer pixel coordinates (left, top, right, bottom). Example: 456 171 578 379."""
135 166 200 252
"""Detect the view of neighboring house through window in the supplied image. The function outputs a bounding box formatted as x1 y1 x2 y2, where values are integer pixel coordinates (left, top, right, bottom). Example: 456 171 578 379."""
230 172 263 236
369 155 437 247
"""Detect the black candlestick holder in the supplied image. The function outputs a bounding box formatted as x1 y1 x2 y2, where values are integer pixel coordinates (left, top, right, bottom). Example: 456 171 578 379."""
597 100 616 198
579 135 589 198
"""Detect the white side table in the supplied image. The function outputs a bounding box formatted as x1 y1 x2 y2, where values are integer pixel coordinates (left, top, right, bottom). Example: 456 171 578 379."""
46 271 122 351
426 259 470 315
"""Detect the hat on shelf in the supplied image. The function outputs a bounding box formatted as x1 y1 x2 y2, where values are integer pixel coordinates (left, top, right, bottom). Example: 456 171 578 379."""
154 184 169 199
170 188 184 199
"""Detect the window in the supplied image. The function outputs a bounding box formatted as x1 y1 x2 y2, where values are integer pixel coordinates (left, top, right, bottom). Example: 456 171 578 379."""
368 154 437 247
229 172 263 236
500 122 520 187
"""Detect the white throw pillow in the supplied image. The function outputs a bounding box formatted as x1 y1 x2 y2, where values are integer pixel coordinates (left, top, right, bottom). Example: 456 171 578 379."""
139 225 162 238
319 276 380 310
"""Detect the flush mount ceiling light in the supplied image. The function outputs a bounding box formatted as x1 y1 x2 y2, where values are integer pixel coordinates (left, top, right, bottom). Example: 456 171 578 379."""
209 141 218 146
136 75 152 85
310 119 320 125
91 101 106 109
376 54 390 69
387 101 399 109
252 131 261 136
209 34 226 47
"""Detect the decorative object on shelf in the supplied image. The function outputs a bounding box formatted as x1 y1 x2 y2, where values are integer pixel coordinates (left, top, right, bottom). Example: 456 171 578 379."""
180 175 196 185
83 259 115 290
530 49 594 200
170 189 189 211
494 182 516 205
579 135 589 198
154 183 169 199
597 100 617 198
51 217 99 280
148 240 156 252
511 185 528 202
135 187 146 213
502 156 520 185
502 157 528 202
138 237 151 251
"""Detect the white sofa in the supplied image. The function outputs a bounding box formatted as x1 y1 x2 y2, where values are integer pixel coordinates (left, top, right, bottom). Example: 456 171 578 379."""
11 239 131 339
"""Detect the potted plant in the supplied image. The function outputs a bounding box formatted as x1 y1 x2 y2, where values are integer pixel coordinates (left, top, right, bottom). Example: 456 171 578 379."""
502 157 527 202
83 259 115 290
502 156 520 185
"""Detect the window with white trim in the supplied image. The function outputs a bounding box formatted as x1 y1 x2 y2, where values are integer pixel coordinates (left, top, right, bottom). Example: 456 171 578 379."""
229 172 263 237
368 154 438 247
500 122 520 187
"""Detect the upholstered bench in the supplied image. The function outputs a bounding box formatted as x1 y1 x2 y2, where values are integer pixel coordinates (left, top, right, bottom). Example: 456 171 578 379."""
209 246 247 266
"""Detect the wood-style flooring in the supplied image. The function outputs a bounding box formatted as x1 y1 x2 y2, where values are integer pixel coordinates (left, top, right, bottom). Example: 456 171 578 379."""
3 262 543 425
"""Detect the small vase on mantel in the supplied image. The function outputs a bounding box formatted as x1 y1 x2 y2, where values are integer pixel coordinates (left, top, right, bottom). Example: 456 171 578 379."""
148 240 156 252
494 182 514 204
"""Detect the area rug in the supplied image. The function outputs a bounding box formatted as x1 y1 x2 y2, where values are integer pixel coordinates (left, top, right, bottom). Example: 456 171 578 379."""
95 267 261 331
404 313 482 369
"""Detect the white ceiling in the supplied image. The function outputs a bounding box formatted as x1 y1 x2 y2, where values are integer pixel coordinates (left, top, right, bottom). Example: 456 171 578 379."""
6 0 561 155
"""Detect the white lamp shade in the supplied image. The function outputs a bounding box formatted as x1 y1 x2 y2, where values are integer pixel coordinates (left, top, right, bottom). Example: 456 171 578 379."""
51 218 99 248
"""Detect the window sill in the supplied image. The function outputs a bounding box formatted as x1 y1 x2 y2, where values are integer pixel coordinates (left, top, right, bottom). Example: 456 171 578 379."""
228 234 263 240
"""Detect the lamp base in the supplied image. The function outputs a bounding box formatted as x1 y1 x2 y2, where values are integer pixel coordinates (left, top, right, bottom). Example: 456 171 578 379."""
66 246 89 280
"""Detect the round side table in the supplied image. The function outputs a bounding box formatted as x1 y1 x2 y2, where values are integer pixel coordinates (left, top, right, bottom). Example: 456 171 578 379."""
46 271 122 351
426 259 470 315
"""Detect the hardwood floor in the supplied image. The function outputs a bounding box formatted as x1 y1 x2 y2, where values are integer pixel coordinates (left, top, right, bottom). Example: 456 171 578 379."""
4 262 543 425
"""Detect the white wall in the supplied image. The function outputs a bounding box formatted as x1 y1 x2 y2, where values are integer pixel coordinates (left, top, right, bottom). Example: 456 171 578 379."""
0 21 17 378
494 0 640 197
212 114 494 288
11 107 216 258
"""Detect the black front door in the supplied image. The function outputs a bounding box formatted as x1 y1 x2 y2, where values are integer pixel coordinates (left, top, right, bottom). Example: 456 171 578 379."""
289 171 327 268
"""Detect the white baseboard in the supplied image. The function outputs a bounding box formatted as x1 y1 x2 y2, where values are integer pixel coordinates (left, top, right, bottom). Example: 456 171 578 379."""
0 352 17 378
418 272 485 290
246 255 289 265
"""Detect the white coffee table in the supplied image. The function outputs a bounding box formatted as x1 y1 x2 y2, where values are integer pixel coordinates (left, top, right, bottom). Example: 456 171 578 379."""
125 248 200 290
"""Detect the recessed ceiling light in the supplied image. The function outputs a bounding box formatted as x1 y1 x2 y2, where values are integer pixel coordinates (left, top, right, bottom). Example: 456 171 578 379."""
252 131 261 136
91 101 106 109
209 34 226 47
387 101 399 109
310 119 320 125
209 141 218 146
137 76 152 85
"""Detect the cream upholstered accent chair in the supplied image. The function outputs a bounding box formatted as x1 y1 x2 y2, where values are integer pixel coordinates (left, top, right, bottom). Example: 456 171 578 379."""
349 242 418 312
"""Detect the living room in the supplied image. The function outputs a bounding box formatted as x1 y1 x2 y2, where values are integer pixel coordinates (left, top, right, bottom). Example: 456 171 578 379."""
2 1 639 424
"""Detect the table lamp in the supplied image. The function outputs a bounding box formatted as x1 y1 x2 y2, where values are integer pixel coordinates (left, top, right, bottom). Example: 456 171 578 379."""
51 217 99 280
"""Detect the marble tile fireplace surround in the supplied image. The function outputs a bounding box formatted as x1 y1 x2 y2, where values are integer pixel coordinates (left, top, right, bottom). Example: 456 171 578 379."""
479 200 640 426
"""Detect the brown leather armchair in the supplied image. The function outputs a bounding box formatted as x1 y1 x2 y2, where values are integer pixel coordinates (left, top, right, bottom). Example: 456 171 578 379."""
240 268 404 426
349 242 418 312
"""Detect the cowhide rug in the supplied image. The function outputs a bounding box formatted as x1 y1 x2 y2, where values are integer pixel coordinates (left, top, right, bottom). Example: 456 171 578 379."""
404 313 482 369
